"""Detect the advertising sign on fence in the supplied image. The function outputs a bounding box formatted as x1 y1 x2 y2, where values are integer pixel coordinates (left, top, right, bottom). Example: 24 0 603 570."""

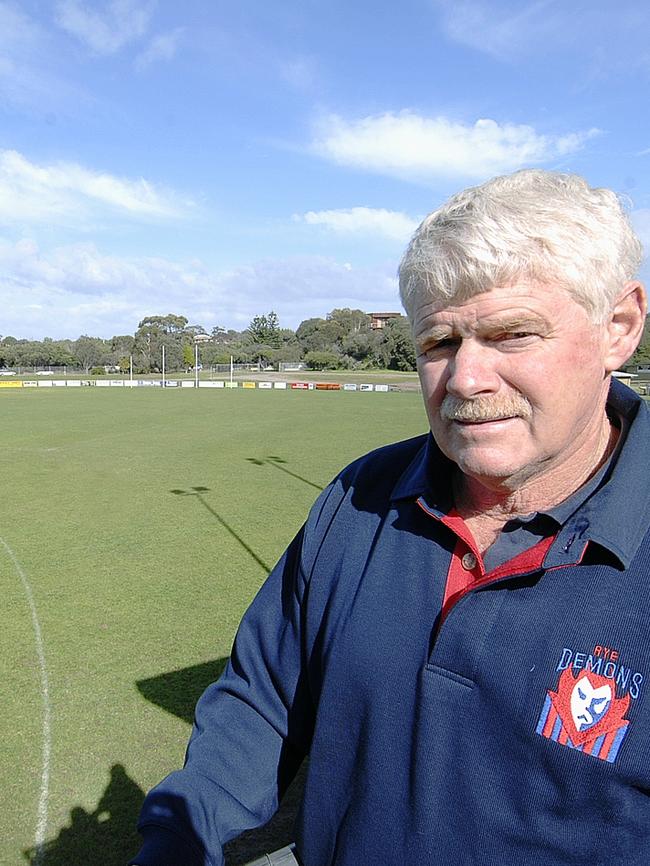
15 375 404 395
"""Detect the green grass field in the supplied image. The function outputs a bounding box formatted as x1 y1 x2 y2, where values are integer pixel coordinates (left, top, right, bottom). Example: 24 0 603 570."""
0 387 427 866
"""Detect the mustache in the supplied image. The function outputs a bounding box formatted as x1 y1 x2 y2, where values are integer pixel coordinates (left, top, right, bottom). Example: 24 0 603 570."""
440 393 532 423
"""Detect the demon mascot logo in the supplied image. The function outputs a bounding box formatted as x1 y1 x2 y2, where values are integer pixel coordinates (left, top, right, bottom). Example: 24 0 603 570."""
536 666 630 763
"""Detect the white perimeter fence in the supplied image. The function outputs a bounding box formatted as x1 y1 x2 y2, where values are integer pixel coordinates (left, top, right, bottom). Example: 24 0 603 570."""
0 379 400 393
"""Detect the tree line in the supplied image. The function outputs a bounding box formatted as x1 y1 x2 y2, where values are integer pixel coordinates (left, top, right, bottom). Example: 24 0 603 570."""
0 309 417 373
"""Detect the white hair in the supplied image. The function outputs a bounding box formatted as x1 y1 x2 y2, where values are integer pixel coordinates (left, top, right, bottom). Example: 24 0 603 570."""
399 169 643 323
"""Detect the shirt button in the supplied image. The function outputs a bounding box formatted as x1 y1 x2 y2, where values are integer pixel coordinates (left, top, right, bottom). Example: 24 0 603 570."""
461 552 477 570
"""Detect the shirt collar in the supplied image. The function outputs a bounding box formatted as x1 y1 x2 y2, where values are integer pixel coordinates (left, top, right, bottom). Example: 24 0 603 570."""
544 379 650 570
390 432 453 506
390 378 650 569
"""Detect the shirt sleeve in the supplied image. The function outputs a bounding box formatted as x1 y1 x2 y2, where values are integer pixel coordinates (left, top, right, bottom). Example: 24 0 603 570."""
130 495 328 866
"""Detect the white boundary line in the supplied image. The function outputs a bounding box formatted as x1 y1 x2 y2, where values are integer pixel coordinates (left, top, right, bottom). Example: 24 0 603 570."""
0 536 51 863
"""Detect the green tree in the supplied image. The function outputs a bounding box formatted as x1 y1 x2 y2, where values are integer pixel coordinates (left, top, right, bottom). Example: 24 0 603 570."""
246 311 281 348
341 332 376 365
379 317 416 371
328 308 371 335
183 344 195 369
109 335 135 365
134 314 189 372
73 336 107 373
304 350 342 370
296 317 343 353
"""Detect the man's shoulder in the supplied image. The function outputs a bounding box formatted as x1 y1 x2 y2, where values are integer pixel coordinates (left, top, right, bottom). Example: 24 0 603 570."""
337 433 429 488
301 434 430 568
320 433 430 504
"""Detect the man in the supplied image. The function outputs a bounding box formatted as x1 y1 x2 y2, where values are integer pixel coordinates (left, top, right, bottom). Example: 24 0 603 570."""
131 170 650 866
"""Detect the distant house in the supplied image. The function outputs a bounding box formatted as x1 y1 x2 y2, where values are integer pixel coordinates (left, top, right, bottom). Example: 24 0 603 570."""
193 333 211 343
613 370 637 389
368 312 402 330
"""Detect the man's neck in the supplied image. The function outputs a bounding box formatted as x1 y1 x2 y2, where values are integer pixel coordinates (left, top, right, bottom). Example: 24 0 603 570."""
453 415 618 553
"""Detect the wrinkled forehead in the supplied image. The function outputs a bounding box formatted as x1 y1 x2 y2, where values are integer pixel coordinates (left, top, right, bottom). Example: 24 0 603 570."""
410 279 589 331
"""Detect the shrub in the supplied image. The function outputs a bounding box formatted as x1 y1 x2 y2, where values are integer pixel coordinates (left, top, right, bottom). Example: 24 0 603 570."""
304 350 342 371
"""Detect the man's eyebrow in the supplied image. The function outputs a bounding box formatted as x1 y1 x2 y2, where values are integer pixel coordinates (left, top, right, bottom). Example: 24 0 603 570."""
415 325 454 345
479 314 547 333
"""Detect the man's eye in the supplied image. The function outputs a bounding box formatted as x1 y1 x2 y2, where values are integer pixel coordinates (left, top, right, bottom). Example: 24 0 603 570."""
494 331 535 343
421 338 455 353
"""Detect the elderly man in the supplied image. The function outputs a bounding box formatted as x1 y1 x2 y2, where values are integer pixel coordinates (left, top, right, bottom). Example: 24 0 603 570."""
131 170 650 866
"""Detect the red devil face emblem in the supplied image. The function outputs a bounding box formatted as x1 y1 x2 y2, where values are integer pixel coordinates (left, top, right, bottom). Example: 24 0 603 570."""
536 666 631 761
551 667 629 746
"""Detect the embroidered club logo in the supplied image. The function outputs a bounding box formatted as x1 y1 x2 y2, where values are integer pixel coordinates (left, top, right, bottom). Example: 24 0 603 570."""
536 665 631 763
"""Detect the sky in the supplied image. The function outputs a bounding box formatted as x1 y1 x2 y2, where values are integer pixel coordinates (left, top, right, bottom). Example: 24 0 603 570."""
1 0 650 340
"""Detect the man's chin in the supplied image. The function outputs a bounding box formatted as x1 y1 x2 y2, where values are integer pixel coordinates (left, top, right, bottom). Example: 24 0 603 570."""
446 447 530 488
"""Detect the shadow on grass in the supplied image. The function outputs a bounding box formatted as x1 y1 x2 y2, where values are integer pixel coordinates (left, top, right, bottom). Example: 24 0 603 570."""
136 658 306 865
170 486 271 574
23 764 144 866
137 657 229 724
246 456 324 492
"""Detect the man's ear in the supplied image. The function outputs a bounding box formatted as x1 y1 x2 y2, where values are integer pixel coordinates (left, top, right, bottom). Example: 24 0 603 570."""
603 281 648 373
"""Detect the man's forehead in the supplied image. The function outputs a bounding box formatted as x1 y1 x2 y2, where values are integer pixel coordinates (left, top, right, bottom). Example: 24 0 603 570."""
412 282 582 333
413 302 553 341
420 311 548 333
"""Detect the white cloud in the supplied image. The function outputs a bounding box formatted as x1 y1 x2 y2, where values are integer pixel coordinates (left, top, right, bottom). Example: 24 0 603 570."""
0 149 188 225
0 2 83 110
433 0 557 60
312 112 600 183
296 207 419 242
0 239 401 339
0 2 38 48
55 0 154 55
433 0 650 68
135 28 184 71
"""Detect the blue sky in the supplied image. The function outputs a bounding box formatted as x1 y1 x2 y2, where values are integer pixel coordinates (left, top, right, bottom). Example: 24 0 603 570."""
1 0 649 339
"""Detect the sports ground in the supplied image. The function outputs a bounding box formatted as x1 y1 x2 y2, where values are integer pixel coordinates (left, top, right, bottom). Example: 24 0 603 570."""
1 385 427 866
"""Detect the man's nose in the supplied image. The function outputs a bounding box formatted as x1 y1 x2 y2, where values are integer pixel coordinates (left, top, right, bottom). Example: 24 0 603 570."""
445 339 499 398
